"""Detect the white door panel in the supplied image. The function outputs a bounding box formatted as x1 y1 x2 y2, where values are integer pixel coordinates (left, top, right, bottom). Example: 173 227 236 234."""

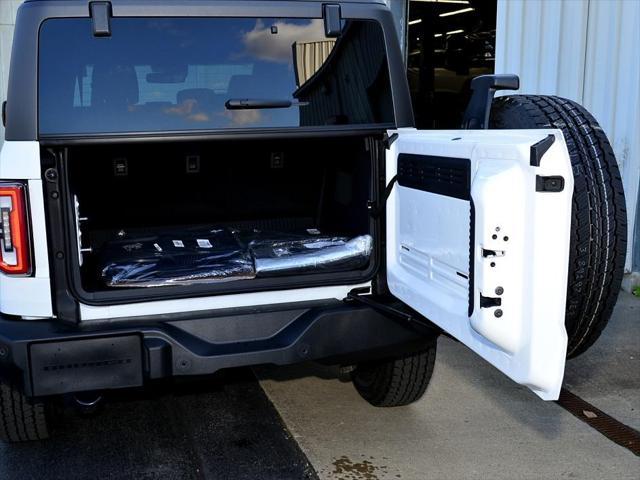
386 129 573 400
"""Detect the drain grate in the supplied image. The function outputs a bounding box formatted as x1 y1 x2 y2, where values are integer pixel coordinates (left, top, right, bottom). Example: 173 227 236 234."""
556 388 640 456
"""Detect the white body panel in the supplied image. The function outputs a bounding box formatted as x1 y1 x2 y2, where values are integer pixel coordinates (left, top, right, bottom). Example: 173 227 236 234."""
387 129 573 400
79 283 371 320
0 141 53 318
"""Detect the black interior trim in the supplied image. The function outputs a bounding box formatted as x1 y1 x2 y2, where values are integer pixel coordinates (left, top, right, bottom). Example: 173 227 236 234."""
50 134 383 308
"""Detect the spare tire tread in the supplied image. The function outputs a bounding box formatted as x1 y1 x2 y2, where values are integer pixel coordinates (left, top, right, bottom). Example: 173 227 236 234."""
491 95 626 358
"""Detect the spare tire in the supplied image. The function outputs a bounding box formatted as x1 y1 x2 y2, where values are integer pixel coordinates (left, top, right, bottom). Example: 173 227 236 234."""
490 95 627 358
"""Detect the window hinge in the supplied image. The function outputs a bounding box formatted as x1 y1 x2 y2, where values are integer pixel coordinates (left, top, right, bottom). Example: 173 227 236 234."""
323 4 342 37
90 1 112 37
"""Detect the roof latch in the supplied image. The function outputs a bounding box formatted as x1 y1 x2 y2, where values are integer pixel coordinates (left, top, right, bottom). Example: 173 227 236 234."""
323 4 342 38
90 1 112 37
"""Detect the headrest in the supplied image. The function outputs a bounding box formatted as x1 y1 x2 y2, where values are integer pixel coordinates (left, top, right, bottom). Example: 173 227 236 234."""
91 64 139 108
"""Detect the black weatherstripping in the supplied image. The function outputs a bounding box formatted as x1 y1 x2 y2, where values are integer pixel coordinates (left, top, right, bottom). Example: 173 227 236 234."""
397 154 471 201
42 150 80 323
468 199 475 317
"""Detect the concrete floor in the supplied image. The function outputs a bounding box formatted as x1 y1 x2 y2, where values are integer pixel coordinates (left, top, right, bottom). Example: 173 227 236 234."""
259 291 640 480
563 292 639 431
0 370 316 480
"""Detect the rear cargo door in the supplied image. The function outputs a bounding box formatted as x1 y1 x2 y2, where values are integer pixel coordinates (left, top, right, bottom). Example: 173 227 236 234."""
385 128 573 400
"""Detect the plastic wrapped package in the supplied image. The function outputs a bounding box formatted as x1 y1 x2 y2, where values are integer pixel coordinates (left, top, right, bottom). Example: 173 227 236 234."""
99 226 373 288
249 233 373 276
101 228 255 288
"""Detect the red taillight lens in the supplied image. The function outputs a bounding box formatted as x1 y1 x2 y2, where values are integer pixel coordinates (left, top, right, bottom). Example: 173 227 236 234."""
0 183 31 275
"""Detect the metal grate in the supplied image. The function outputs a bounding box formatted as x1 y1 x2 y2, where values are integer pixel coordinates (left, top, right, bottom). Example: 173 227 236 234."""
556 388 640 456
397 154 471 200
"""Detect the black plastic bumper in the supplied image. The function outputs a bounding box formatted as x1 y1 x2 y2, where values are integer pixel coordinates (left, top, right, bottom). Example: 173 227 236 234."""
0 301 432 397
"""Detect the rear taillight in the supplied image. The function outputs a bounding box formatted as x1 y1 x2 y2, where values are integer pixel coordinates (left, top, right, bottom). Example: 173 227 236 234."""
0 183 31 275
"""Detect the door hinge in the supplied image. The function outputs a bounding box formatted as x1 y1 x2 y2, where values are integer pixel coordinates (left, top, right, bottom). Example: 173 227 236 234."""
345 289 438 333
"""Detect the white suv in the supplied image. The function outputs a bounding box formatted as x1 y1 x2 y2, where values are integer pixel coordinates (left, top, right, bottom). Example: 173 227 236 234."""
0 0 626 442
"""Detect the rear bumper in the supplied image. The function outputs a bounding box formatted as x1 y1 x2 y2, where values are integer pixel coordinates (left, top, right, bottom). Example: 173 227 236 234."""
0 301 432 397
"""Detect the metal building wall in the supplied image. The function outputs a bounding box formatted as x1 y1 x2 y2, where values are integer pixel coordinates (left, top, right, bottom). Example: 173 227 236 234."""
293 40 337 86
495 0 640 273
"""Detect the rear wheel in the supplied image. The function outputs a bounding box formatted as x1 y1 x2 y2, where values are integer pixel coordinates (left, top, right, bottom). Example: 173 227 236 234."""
491 95 627 358
0 381 50 443
352 342 437 407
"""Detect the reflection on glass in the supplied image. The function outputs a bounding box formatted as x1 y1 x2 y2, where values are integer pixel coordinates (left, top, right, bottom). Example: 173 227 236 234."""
39 17 394 135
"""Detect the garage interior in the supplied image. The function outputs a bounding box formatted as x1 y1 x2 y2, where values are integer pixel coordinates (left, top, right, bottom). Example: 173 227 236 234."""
406 0 497 129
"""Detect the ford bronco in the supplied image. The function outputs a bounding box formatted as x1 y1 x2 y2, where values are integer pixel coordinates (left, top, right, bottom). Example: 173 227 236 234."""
0 0 626 441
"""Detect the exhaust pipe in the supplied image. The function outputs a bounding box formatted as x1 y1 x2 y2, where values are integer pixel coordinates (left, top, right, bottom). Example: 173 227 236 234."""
72 392 103 414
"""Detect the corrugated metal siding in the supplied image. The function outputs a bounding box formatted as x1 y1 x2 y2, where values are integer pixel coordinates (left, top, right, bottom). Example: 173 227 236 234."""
294 40 336 86
496 0 640 273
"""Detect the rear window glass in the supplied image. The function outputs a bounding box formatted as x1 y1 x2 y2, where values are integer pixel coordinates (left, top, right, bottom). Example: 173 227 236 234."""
38 17 394 136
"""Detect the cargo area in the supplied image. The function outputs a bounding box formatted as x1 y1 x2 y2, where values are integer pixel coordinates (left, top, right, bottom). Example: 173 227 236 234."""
60 135 380 301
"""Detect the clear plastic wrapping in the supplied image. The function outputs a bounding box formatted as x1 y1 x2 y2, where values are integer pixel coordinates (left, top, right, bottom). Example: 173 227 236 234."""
249 233 373 277
99 227 373 288
101 228 255 288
